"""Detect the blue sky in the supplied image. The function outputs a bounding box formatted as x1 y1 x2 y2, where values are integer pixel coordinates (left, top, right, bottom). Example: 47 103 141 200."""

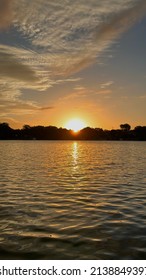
0 0 146 129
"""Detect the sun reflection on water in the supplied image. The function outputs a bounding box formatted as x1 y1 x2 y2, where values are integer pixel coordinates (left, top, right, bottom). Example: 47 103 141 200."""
72 142 78 169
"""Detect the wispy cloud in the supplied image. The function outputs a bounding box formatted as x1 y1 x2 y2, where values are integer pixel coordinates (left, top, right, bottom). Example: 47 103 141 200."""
40 106 54 110
0 0 146 117
100 81 114 89
13 0 145 74
95 0 146 42
0 99 40 116
0 97 53 118
139 95 146 99
74 86 86 91
96 89 112 95
0 46 37 82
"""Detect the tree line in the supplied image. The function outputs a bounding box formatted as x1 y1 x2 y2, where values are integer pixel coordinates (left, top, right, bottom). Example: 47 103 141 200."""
0 122 146 140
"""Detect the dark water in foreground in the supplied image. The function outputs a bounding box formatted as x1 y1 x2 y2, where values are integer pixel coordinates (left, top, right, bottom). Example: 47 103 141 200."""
0 141 146 260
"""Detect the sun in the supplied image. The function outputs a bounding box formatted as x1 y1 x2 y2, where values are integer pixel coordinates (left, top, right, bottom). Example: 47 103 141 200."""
65 118 86 132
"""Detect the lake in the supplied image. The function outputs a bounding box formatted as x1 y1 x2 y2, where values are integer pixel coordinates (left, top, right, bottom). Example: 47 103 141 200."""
0 140 146 259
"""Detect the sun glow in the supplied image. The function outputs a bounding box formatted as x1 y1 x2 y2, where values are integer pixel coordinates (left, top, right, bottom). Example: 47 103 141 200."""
65 118 86 132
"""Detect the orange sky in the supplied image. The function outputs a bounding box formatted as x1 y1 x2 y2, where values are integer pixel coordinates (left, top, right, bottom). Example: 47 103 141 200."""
0 0 146 130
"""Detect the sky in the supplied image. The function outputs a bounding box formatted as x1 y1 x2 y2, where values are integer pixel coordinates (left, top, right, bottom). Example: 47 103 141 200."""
0 0 146 130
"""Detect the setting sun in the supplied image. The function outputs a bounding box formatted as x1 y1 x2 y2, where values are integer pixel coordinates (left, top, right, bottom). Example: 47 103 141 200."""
65 118 86 132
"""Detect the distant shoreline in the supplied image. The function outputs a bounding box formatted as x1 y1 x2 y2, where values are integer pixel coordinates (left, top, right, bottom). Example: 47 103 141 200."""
0 139 146 142
0 123 146 141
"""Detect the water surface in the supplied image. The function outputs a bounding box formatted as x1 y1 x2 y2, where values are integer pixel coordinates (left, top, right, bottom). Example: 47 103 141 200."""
0 141 146 259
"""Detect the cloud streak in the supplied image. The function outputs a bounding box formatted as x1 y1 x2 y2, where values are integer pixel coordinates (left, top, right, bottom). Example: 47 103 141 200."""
95 0 146 48
100 81 114 88
0 48 37 83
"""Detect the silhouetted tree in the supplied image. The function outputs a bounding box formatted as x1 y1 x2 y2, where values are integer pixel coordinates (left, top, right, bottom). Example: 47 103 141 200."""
120 123 131 131
0 123 14 139
23 124 31 130
134 126 146 141
0 122 146 141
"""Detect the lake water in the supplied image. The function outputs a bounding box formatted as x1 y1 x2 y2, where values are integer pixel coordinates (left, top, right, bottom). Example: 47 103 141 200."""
0 141 146 260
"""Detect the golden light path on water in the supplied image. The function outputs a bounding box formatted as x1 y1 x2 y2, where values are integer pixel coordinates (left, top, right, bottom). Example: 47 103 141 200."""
72 142 78 166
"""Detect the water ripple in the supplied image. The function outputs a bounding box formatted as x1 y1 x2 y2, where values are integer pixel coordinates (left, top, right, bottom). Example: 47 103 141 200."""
0 141 146 259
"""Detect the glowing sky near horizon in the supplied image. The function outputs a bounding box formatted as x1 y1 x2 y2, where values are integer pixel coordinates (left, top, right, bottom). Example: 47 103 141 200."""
0 0 146 129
